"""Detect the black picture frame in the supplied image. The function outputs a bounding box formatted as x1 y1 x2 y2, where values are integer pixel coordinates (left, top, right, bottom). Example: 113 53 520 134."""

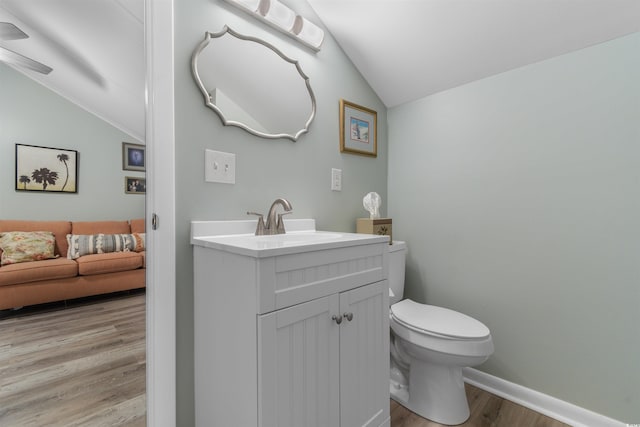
15 144 79 193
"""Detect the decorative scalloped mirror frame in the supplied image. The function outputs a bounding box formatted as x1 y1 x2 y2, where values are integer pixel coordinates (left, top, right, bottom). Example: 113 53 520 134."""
191 25 316 142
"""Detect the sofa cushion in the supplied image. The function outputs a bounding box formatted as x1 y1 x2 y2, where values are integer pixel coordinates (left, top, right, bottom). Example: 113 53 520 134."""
76 252 143 276
72 220 131 235
67 234 139 259
0 220 71 258
0 258 78 287
130 218 145 234
0 231 58 266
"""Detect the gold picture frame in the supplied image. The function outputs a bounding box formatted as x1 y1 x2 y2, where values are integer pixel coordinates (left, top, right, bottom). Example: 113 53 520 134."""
339 99 377 157
125 176 146 194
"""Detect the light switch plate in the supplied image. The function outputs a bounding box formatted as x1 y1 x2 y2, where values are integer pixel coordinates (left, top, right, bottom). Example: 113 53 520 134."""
331 168 342 191
205 149 236 184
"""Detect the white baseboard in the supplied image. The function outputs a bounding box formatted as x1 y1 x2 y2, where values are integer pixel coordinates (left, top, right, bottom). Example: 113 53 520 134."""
463 368 626 427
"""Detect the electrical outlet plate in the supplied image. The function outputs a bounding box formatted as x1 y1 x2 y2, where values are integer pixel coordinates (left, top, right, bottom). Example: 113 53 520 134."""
205 149 236 184
331 168 342 191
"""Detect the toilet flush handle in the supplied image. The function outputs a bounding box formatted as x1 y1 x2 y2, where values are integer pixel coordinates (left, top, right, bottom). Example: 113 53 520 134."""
343 312 354 322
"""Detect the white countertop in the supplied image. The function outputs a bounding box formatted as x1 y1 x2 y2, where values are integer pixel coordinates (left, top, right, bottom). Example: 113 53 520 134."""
191 219 389 257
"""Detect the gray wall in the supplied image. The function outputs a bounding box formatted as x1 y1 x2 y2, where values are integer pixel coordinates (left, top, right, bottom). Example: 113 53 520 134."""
174 1 388 424
0 64 144 221
388 32 640 422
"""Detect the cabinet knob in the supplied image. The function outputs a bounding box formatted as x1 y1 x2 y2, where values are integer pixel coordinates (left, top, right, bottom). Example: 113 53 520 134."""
332 314 343 325
344 312 354 322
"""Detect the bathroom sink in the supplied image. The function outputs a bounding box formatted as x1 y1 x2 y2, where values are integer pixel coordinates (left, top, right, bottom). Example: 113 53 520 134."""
191 220 389 257
225 231 345 247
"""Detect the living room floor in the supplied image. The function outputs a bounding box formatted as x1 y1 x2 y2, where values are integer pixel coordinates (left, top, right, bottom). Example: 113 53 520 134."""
0 290 146 426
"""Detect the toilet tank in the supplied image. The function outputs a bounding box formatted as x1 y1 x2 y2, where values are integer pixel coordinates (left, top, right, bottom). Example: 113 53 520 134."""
388 241 407 306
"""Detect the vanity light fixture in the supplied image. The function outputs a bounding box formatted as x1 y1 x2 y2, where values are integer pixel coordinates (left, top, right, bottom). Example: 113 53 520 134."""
223 0 325 51
259 0 296 31
292 16 324 48
231 0 261 11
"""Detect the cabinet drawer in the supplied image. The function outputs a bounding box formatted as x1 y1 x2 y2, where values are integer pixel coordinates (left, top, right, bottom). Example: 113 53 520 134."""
257 242 387 314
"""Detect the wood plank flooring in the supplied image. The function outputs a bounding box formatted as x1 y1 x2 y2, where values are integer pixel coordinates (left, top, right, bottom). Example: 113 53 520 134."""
391 384 570 427
0 291 146 427
1 290 568 427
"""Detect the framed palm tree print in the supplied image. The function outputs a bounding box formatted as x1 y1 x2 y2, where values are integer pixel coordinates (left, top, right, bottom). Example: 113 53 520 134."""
15 144 78 193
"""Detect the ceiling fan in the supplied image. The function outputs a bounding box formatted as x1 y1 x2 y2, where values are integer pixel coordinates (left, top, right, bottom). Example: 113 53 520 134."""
0 21 52 74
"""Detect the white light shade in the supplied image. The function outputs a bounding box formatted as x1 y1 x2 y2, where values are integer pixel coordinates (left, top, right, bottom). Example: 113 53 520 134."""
259 0 296 32
227 0 261 12
292 16 324 49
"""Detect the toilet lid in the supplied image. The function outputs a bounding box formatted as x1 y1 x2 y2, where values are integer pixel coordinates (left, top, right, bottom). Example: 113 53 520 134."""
391 299 490 339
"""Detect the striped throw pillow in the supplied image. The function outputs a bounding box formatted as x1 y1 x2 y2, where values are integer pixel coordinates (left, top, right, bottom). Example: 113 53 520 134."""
66 234 136 259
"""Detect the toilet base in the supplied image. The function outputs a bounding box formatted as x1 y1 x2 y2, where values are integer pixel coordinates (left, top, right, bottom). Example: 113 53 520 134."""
390 358 470 426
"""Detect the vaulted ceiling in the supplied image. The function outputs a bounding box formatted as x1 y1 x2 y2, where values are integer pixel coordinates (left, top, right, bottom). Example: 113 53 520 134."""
309 0 640 107
0 0 144 141
1 0 639 141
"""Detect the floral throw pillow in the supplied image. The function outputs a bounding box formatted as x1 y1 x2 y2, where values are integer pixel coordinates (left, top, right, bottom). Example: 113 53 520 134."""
0 231 57 266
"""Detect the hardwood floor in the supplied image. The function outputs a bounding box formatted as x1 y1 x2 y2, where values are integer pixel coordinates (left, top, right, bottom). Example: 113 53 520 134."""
1 291 567 427
391 384 569 427
0 291 146 427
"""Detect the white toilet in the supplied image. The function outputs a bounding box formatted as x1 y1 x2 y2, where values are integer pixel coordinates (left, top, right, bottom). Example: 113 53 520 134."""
388 241 494 425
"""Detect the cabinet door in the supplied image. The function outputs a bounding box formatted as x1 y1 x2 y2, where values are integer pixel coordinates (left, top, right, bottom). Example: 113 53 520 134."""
339 281 390 427
259 294 340 427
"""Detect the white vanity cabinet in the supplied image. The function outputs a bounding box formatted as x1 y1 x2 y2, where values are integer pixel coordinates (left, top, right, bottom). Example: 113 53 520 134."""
192 221 390 427
259 280 388 427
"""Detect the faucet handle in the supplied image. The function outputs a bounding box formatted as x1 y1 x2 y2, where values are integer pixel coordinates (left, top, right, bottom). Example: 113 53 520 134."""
276 211 292 234
247 211 266 235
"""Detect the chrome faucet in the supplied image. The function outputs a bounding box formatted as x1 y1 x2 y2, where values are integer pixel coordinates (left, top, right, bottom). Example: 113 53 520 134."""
267 198 292 234
247 198 292 235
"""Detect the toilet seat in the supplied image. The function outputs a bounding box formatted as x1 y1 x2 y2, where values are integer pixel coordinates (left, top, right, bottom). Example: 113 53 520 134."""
391 299 490 340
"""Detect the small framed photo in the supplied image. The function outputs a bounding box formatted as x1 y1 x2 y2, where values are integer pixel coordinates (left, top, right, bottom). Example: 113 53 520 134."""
122 142 145 171
125 176 146 194
15 144 78 193
339 99 377 157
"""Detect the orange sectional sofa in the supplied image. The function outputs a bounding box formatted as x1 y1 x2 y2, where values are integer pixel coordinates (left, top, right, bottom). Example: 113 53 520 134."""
0 219 145 310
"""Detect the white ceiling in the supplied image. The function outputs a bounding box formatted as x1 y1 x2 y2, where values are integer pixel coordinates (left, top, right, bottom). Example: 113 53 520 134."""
0 0 144 141
308 0 640 107
1 0 639 140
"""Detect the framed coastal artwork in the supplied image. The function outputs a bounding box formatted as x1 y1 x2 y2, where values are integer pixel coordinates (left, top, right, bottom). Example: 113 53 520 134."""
15 144 78 193
339 99 377 157
122 142 146 171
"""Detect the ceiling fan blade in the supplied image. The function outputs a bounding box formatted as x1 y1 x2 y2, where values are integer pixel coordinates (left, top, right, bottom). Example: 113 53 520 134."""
0 46 52 74
0 22 28 40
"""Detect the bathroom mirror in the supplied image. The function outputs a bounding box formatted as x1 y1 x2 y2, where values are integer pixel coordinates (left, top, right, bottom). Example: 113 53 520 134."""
191 26 316 141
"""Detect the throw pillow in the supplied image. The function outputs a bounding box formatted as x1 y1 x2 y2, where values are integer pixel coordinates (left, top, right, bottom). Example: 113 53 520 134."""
67 233 137 259
132 233 145 252
0 231 57 266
